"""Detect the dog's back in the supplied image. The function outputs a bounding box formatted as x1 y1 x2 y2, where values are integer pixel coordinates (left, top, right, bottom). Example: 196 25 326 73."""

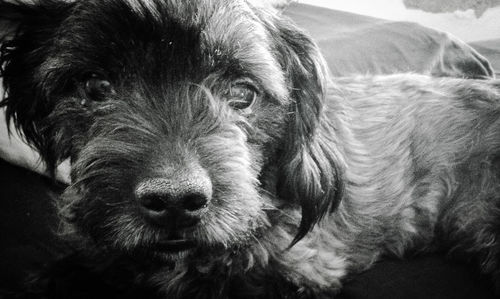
322 75 500 283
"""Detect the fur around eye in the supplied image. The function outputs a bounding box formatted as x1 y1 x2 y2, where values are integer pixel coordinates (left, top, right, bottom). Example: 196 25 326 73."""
84 74 114 101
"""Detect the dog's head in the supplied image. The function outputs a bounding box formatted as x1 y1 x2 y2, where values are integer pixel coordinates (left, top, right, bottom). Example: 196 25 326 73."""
0 0 344 261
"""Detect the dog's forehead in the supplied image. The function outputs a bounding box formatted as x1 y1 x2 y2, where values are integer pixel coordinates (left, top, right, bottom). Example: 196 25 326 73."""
137 0 287 100
54 0 287 100
199 1 287 99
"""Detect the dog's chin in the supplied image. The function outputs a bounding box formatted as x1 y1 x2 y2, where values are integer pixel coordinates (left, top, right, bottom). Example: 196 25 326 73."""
134 239 235 265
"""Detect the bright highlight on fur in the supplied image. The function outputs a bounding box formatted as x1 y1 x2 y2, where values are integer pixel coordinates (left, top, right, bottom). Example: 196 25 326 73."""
1 0 500 298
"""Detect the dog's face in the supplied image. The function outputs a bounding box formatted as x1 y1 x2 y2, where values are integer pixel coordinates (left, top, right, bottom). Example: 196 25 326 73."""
0 0 343 262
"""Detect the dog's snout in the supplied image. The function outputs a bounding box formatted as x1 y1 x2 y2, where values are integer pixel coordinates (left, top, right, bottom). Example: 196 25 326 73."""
135 175 212 226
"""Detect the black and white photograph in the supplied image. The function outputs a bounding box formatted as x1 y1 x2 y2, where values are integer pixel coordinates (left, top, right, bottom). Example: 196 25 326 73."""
0 0 499 298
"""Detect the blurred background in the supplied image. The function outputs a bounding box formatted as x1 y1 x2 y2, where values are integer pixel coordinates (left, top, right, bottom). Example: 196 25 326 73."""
298 0 500 42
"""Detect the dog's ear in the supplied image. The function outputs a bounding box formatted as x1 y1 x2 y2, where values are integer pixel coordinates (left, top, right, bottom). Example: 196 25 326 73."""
261 12 346 244
0 0 74 175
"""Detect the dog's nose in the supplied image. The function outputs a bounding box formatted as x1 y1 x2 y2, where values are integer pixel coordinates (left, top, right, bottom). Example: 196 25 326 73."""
139 190 209 213
135 175 212 226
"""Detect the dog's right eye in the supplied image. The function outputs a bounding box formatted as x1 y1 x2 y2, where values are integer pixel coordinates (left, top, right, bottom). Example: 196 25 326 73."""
225 83 258 111
83 74 115 102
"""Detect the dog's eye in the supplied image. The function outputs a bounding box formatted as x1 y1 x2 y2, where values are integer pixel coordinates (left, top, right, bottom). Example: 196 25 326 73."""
225 84 258 111
84 74 114 101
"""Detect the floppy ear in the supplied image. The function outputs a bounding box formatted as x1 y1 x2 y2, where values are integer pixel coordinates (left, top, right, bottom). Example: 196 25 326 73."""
263 12 346 243
0 0 74 175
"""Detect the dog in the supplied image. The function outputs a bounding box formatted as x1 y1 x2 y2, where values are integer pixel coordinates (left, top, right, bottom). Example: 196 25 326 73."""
2 0 500 298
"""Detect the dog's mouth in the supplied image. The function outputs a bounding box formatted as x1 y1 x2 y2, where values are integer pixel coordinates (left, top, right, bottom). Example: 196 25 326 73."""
157 239 196 253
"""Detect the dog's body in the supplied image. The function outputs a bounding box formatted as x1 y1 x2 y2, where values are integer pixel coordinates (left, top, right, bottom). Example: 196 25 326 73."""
1 0 500 298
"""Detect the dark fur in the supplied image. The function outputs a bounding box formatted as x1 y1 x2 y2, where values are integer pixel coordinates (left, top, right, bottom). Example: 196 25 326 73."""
2 1 500 298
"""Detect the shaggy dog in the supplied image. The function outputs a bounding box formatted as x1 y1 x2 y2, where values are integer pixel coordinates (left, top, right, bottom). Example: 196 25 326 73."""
1 0 500 298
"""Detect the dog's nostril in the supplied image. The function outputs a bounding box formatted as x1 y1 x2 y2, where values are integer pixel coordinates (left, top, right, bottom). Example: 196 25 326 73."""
182 193 208 211
140 194 167 213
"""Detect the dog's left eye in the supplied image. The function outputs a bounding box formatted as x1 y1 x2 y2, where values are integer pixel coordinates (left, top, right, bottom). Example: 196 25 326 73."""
225 84 258 111
84 75 115 101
